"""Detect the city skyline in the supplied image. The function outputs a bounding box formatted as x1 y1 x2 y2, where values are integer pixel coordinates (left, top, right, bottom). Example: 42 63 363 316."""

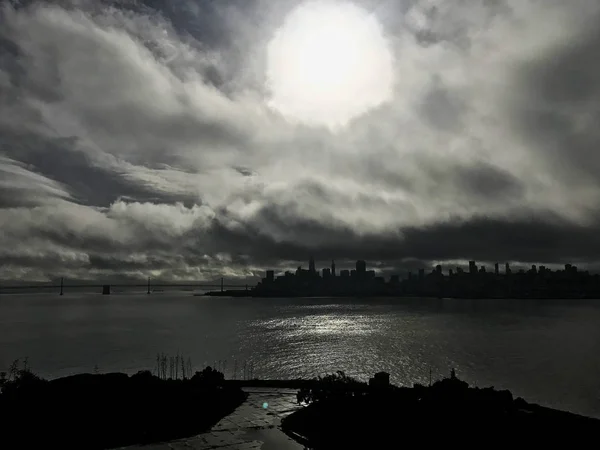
248 254 600 299
2 0 600 282
263 256 591 282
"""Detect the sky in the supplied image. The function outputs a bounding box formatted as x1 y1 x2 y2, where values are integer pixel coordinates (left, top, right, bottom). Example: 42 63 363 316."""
1 0 600 283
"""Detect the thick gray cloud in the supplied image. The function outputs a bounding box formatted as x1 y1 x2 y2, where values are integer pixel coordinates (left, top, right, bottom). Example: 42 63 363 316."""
1 0 600 283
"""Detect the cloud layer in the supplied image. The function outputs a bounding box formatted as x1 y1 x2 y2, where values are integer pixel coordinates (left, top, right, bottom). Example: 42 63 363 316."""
1 0 600 282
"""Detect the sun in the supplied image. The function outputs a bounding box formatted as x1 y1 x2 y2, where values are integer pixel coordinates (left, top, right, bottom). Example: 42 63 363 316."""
266 0 395 129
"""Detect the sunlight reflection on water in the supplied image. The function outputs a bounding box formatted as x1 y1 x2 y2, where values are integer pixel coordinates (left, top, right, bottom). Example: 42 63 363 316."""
1 295 599 418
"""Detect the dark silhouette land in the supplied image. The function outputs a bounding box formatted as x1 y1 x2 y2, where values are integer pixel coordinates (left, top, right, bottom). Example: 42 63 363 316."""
282 370 600 448
1 363 598 448
207 257 600 298
0 366 246 449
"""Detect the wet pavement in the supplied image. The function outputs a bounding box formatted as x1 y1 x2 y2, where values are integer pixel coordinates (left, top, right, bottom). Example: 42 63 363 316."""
119 388 306 450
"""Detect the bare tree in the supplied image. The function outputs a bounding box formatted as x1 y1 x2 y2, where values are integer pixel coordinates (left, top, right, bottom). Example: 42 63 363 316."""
161 354 168 380
8 359 19 381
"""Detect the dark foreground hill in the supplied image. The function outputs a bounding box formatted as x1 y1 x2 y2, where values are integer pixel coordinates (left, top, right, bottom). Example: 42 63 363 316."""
0 367 246 449
282 371 600 448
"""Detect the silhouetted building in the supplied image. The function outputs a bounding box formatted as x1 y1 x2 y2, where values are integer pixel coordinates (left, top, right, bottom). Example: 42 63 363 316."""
309 256 316 274
469 261 477 274
369 371 390 388
248 256 600 300
356 260 367 278
331 260 336 277
505 262 511 274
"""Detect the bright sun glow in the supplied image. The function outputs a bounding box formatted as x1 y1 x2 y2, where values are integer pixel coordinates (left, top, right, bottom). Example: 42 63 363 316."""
266 0 395 129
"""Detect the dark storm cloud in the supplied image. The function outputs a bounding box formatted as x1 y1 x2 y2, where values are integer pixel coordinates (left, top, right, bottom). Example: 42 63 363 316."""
0 129 200 207
192 203 600 272
2 0 600 282
514 25 600 181
454 162 524 201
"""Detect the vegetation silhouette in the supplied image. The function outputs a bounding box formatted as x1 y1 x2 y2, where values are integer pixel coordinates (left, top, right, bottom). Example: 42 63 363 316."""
0 359 246 449
282 370 600 448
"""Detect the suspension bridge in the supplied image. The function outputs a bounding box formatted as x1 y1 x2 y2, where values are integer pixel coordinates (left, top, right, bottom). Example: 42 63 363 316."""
0 278 256 295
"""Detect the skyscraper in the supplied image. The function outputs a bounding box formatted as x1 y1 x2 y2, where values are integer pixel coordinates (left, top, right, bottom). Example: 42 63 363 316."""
356 260 366 277
469 261 477 274
309 256 316 274
331 260 336 277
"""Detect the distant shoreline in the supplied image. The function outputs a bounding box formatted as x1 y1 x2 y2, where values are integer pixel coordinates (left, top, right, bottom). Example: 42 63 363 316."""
201 290 597 300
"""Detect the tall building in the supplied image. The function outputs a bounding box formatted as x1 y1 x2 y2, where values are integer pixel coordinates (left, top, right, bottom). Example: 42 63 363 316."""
356 260 367 277
469 261 477 274
266 270 274 283
322 268 331 279
309 256 316 274
331 260 336 277
436 264 442 274
418 269 425 280
494 263 499 275
505 262 511 274
340 269 350 278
